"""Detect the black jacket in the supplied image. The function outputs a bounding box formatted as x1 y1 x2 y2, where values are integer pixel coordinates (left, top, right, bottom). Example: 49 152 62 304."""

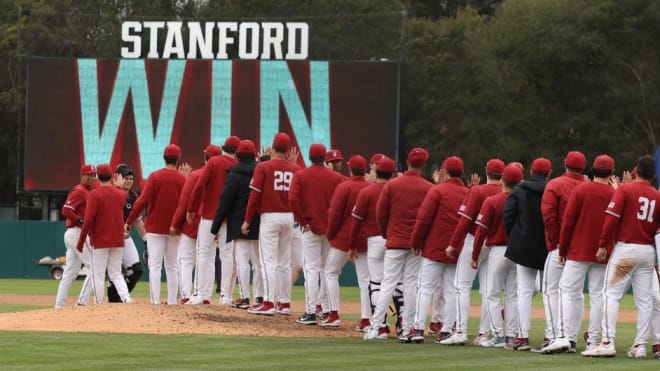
211 158 259 241
503 174 548 270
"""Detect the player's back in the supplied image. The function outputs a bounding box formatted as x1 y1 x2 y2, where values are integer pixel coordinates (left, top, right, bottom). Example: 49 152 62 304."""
251 159 300 213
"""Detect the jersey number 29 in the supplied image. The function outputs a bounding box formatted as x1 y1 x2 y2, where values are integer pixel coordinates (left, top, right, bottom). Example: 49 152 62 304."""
274 171 293 191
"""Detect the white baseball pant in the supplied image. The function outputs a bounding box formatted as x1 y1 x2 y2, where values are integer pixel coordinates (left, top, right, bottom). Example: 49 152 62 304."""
90 246 130 304
122 236 141 266
177 233 197 300
542 249 563 340
453 233 490 334
367 236 386 315
218 222 236 301
413 258 455 332
325 247 371 318
651 269 660 345
431 282 445 324
517 264 540 338
302 232 331 314
557 260 604 343
258 212 293 304
371 249 420 332
54 227 94 308
234 239 263 300
146 233 180 305
485 245 518 337
602 242 656 345
291 226 303 283
195 219 223 301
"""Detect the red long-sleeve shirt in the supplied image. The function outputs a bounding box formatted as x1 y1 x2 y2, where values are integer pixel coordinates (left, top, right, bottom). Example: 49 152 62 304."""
472 191 509 262
171 169 202 239
327 176 370 252
76 186 126 251
350 182 386 247
449 183 501 253
376 171 432 249
409 178 468 263
245 159 300 222
541 172 585 251
62 184 90 228
127 168 185 234
599 181 660 254
188 155 237 219
289 164 344 235
559 181 614 262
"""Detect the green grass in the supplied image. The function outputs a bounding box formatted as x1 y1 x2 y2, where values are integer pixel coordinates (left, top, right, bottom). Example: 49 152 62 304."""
0 279 656 370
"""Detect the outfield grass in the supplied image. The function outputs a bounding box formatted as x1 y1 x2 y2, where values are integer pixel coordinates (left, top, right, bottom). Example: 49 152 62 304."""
0 279 656 370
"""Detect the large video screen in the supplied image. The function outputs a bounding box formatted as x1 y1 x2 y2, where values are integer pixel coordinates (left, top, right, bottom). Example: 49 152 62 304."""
25 59 398 191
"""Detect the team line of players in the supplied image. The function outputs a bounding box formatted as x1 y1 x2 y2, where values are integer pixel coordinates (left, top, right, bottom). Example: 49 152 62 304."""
55 132 660 360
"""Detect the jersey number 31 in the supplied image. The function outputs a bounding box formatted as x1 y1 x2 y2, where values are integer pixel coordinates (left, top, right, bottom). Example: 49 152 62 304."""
637 196 656 222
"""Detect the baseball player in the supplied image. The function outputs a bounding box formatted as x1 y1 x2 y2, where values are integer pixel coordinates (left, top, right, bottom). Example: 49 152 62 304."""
408 156 468 344
443 158 505 345
366 153 385 183
350 156 396 332
326 149 344 173
364 147 433 340
471 164 523 348
243 133 300 315
211 140 264 309
503 158 551 351
582 155 660 357
54 165 96 308
323 155 371 328
76 164 134 304
289 143 345 324
107 164 145 303
541 155 615 354
540 151 587 353
187 136 239 305
126 144 186 305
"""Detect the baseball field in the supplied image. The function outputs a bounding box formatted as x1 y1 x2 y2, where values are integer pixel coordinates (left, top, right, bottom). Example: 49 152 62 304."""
0 279 656 370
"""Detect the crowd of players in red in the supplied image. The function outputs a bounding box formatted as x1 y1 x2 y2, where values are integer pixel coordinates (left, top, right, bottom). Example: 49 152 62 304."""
55 132 660 360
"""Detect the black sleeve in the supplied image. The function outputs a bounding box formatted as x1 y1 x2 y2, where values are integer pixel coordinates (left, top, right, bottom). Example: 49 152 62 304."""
503 187 520 235
211 173 239 234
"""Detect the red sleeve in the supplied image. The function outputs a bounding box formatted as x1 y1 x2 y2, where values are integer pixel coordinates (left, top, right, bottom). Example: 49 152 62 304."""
244 164 264 223
375 183 391 238
541 184 561 250
349 191 369 247
61 188 86 223
76 193 98 251
127 174 154 226
472 225 487 262
598 188 624 253
327 184 348 241
188 162 211 213
410 188 440 249
171 174 196 232
472 201 492 261
559 191 580 258
289 172 306 226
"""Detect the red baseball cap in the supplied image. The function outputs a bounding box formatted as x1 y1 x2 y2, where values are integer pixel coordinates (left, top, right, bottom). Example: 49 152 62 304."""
164 144 181 158
326 149 343 162
224 135 241 148
502 164 523 183
486 159 505 174
531 157 552 175
564 151 586 170
348 155 367 172
237 140 256 155
204 145 222 157
508 161 524 171
96 163 113 177
407 147 429 168
272 133 291 149
370 153 385 164
592 154 614 172
309 143 327 158
80 164 96 175
444 156 464 173
376 157 396 173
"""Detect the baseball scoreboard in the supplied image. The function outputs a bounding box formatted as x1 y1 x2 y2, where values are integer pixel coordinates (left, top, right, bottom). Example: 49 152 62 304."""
25 59 398 190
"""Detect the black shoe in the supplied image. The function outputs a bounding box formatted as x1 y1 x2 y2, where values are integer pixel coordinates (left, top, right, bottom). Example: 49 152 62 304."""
295 312 317 325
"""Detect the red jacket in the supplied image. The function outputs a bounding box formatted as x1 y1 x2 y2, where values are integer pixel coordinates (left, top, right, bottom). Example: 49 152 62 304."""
450 183 501 253
77 186 126 251
350 182 386 246
189 155 237 219
541 172 585 251
559 181 613 262
289 164 345 235
410 178 468 263
327 176 370 252
62 183 90 228
171 169 202 239
473 191 509 262
376 171 432 249
127 168 185 234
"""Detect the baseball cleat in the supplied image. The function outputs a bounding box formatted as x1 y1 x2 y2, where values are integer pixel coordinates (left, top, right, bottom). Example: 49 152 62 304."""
219 296 232 306
427 322 443 335
364 325 389 340
581 342 616 357
530 338 551 353
231 298 250 309
409 329 425 344
355 318 371 332
186 294 203 305
503 336 516 350
320 312 341 327
180 297 190 305
122 296 135 304
247 301 276 315
626 344 646 358
277 302 291 315
472 333 490 346
295 312 317 325
482 336 506 348
398 329 412 344
433 332 452 344
541 337 571 354
439 332 468 345
512 337 531 351
653 344 660 360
